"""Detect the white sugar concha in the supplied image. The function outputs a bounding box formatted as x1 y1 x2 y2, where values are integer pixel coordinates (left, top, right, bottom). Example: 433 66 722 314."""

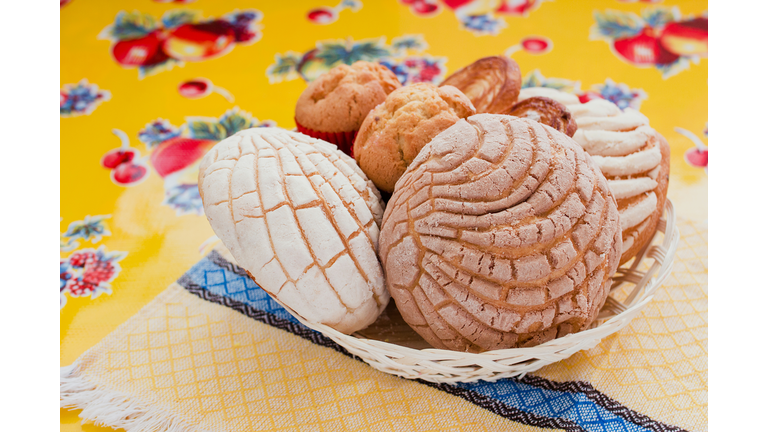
199 127 388 334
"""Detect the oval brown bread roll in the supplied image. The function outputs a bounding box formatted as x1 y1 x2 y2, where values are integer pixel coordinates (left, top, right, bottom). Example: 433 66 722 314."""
440 56 521 114
507 96 577 137
378 114 622 352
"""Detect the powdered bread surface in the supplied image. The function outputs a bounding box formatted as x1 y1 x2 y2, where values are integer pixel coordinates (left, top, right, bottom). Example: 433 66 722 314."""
378 114 622 352
199 128 388 334
519 88 670 264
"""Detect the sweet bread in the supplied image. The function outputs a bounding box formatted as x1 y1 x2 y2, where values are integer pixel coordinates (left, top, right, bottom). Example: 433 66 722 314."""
295 61 401 156
518 87 670 264
507 96 577 137
378 114 622 352
440 56 521 114
199 127 388 334
353 83 475 193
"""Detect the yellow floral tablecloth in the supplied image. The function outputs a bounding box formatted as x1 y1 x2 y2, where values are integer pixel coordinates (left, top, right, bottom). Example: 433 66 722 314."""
60 0 707 431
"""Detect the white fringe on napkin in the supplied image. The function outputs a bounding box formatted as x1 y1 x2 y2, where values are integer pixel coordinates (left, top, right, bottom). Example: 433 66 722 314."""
60 365 204 432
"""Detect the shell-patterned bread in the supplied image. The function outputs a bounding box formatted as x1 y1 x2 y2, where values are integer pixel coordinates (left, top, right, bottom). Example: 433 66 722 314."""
440 56 521 114
378 114 622 352
199 127 389 334
518 87 670 264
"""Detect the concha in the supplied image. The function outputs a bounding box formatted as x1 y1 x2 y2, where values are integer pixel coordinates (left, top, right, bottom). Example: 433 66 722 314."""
378 114 622 352
518 87 671 265
199 127 388 334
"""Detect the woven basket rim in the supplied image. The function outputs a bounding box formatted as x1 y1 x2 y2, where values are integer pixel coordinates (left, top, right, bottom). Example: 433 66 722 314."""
267 199 680 381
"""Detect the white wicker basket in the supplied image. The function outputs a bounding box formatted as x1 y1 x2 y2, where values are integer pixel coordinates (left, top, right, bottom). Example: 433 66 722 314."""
270 200 679 383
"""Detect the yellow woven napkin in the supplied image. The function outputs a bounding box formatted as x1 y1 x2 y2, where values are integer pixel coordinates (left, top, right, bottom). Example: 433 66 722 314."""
61 219 706 432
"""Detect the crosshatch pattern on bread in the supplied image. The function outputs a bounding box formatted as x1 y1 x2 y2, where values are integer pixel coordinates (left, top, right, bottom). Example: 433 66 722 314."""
199 128 389 334
378 114 622 352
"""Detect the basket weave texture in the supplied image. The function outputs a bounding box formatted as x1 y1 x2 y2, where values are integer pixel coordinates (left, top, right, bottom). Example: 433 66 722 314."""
269 200 679 383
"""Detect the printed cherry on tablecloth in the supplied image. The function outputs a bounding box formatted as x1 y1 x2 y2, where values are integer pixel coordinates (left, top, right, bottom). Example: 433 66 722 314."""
137 108 275 215
400 0 440 17
267 34 446 85
591 6 707 78
99 9 262 78
504 36 553 57
178 78 235 102
100 129 149 187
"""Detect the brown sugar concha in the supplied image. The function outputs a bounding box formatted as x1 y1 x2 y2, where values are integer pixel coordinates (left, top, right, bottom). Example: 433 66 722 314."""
518 87 670 264
199 127 388 334
378 114 622 352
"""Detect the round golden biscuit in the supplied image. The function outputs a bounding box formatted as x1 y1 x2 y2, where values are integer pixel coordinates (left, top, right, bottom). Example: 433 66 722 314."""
353 83 475 193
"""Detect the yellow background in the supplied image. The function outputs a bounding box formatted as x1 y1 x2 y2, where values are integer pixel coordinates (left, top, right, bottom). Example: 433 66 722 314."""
61 1 707 430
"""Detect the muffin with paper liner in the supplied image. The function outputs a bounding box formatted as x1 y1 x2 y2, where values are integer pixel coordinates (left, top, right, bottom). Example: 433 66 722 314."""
295 61 401 157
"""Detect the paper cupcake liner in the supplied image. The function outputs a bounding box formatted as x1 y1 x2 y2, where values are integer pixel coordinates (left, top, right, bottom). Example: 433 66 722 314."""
295 118 357 157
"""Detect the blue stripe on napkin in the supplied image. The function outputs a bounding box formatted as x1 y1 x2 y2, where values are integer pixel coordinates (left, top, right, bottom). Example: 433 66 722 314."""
176 251 687 432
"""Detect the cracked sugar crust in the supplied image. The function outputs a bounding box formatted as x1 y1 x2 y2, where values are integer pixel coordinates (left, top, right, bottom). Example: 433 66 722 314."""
295 61 402 133
353 83 476 193
518 88 671 265
378 114 622 352
199 127 389 334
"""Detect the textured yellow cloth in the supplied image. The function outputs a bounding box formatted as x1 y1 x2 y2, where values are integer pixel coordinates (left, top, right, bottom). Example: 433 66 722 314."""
62 220 706 432
61 0 707 431
536 220 708 430
62 284 543 432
